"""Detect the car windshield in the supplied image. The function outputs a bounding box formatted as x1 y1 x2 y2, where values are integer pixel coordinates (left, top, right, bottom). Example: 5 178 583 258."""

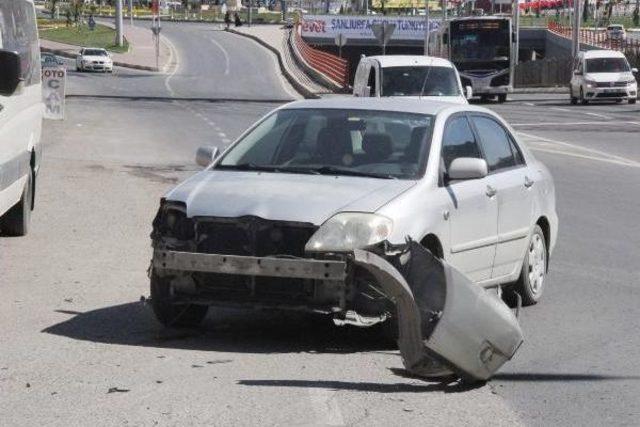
217 108 434 179
381 66 460 97
84 49 107 56
586 58 630 73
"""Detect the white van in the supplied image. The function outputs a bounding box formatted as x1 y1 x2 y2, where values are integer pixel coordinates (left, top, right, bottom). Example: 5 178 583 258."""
353 55 471 104
0 0 43 236
570 50 638 105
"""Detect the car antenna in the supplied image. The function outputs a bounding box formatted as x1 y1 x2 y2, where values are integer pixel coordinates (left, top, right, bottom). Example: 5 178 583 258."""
419 58 434 99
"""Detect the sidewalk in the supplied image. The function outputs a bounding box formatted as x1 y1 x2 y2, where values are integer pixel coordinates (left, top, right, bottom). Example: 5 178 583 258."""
40 22 171 72
229 25 332 98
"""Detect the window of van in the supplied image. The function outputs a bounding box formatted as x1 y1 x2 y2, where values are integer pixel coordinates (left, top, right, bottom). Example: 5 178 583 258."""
0 1 41 86
381 66 460 97
586 58 630 73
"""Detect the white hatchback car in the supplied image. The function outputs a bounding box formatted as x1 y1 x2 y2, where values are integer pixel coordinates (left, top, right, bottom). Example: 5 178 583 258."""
76 47 113 72
149 98 558 334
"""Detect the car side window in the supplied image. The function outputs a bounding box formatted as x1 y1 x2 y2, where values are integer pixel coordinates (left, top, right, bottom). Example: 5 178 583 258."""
441 116 482 171
367 66 376 96
472 116 518 172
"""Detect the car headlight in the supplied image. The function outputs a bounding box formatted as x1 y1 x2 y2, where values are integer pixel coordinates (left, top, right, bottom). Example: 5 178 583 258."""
305 213 393 253
585 79 597 88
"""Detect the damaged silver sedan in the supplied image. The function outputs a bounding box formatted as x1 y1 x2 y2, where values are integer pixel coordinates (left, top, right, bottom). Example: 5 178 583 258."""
149 98 557 380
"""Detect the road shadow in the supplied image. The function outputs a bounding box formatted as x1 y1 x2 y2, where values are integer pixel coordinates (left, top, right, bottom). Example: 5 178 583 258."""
42 301 394 354
237 378 482 394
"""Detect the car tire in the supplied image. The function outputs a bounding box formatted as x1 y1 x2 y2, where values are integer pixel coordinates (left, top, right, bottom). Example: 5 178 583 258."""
497 94 507 103
580 87 588 105
629 99 637 104
150 272 209 328
512 225 547 306
0 168 33 237
480 95 491 103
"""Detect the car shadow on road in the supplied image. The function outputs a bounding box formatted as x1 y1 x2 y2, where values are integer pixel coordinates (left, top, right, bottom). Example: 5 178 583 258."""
493 372 640 382
236 378 482 394
43 301 395 354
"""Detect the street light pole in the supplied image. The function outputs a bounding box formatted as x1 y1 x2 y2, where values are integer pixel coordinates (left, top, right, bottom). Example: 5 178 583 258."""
424 0 430 55
572 0 581 58
115 0 123 46
129 0 133 26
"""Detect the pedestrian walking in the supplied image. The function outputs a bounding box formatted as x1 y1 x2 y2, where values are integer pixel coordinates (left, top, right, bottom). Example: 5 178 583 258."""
234 12 242 27
224 11 231 30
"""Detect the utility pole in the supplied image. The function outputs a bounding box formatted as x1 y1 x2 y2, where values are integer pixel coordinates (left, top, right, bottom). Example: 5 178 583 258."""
424 0 430 55
572 0 581 58
115 0 123 46
129 0 133 26
511 0 520 88
248 0 252 27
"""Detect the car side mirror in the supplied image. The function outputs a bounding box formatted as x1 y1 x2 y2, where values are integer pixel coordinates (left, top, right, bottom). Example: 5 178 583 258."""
632 68 638 74
465 85 473 99
0 50 23 97
574 70 583 76
447 158 488 181
195 145 219 168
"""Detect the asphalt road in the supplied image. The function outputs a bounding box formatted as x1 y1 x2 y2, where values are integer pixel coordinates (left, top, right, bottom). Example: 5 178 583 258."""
2 25 640 425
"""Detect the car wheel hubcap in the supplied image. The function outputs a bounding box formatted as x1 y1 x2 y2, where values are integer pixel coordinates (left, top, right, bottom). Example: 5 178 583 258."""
527 234 546 296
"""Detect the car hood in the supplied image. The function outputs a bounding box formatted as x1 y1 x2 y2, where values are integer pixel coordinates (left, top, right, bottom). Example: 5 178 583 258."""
165 170 417 225
586 72 635 82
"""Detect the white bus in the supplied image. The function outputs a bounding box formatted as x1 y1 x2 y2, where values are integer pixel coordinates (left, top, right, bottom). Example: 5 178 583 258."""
431 16 513 103
0 0 43 236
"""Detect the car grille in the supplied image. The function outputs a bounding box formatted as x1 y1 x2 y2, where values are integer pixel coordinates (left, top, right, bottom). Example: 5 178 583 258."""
596 92 626 98
192 217 319 303
596 82 627 88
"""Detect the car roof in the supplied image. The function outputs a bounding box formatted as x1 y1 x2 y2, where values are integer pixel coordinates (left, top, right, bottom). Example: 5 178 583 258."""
582 49 626 59
365 55 455 68
279 97 489 117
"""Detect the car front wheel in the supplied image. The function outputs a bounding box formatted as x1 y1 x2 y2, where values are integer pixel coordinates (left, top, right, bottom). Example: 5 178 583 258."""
0 168 33 236
512 225 547 306
150 272 209 327
580 87 588 105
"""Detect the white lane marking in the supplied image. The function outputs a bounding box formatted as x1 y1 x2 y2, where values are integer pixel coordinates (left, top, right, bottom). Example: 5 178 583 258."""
512 121 638 127
551 107 571 112
584 111 613 119
529 146 640 168
210 37 230 76
217 132 226 138
307 388 345 426
163 35 180 97
523 102 535 106
518 131 640 167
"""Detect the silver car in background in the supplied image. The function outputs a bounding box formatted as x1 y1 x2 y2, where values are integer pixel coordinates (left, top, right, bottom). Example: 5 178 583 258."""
149 98 557 378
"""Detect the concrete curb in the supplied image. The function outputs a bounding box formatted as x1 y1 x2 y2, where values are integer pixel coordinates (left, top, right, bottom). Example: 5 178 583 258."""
512 87 568 94
227 28 319 100
40 46 160 72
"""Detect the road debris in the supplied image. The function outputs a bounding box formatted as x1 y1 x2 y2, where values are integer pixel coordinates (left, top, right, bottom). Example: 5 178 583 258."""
353 241 524 382
107 387 130 394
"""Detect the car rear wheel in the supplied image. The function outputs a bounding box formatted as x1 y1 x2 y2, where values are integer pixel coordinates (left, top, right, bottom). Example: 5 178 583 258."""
150 272 209 327
0 168 33 236
629 99 637 104
512 225 547 306
497 94 507 103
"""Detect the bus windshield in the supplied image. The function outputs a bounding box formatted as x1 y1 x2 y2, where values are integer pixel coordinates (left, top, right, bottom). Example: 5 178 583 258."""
450 19 510 64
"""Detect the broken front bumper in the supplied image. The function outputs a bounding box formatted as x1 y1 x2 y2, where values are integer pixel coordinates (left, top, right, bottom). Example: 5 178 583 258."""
152 243 524 381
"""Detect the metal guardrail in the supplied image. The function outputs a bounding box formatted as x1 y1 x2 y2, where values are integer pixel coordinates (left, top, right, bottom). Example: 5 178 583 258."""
548 21 640 55
293 26 349 88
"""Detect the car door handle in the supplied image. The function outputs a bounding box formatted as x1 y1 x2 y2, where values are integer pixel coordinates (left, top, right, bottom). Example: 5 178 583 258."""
524 176 535 188
485 185 497 197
